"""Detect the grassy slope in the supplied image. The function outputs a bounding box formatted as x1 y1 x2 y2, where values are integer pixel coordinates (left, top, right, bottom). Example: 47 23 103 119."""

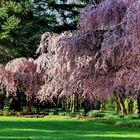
0 116 140 140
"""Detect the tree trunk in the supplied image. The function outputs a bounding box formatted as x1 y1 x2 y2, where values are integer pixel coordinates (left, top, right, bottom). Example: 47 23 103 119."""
137 94 140 114
100 100 105 111
62 98 66 111
75 94 79 112
128 98 133 114
117 92 127 115
70 94 76 113
114 93 121 114
27 99 33 113
70 95 73 111
0 97 4 110
83 100 91 115
72 94 75 113
116 100 120 114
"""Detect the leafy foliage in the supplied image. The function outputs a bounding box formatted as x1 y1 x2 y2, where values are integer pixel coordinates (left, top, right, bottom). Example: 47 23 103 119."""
34 0 140 102
0 0 92 64
1 0 140 108
0 0 34 63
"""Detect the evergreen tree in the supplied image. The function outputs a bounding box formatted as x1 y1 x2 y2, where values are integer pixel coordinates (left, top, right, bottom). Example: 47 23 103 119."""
0 0 49 64
0 0 92 64
33 0 91 32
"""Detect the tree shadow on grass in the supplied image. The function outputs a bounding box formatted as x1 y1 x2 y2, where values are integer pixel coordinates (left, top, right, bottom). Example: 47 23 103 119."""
0 119 140 140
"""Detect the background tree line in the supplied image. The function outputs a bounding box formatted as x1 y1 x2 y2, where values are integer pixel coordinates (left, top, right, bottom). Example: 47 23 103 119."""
0 0 95 64
0 0 140 118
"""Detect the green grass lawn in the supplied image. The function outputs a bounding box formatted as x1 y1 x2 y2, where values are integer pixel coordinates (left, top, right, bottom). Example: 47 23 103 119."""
0 116 140 140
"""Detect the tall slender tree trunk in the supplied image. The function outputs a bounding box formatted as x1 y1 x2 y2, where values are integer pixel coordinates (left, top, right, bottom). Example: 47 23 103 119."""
75 94 79 112
72 94 75 113
128 98 133 114
27 100 32 113
27 97 34 113
66 99 70 111
137 94 140 114
83 100 88 115
117 92 127 115
114 93 120 114
83 100 91 115
62 98 66 111
0 97 4 110
70 94 76 113
100 100 105 111
70 93 80 113
70 95 73 111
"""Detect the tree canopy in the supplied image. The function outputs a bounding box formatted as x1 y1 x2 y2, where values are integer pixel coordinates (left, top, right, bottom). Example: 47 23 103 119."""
0 0 140 115
0 0 91 64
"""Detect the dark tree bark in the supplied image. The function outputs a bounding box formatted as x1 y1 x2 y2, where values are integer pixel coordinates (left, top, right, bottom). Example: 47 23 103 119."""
137 94 140 114
114 92 120 114
128 98 133 114
83 100 93 115
117 92 127 115
75 94 80 112
71 94 76 113
0 97 4 110
70 94 75 113
100 100 105 111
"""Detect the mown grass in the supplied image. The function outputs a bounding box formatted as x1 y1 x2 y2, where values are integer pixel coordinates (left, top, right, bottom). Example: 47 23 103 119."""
0 116 140 140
